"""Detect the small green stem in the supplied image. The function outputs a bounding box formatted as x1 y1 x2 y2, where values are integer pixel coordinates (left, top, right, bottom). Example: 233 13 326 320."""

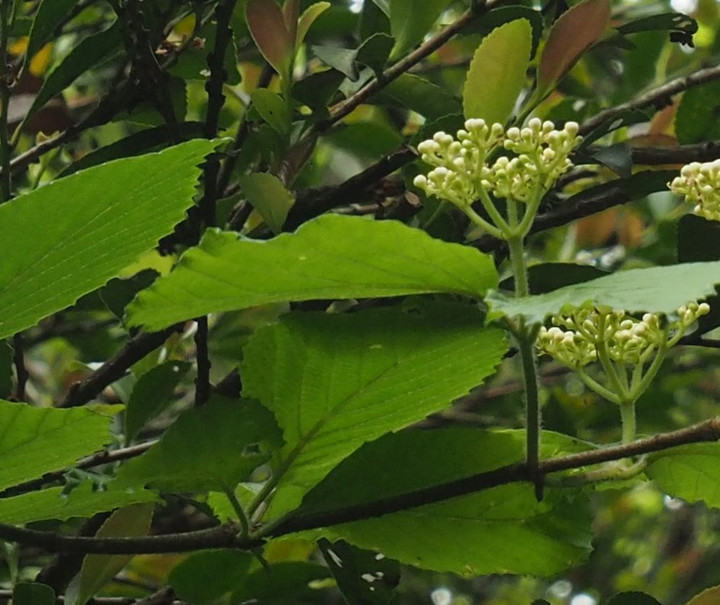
620 399 637 445
222 485 250 539
517 329 541 491
507 236 529 298
576 368 622 404
464 205 504 238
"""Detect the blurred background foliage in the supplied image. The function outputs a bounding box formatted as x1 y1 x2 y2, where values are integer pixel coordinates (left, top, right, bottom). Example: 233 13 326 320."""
6 0 720 603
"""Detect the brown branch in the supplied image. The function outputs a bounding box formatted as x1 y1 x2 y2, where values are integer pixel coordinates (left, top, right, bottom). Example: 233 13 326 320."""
269 417 720 537
3 418 720 554
60 325 181 408
0 440 157 498
325 1 498 127
285 146 417 229
580 64 720 136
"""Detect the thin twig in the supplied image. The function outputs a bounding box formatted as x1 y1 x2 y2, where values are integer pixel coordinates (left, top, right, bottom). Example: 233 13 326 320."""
0 0 12 202
3 418 720 553
326 2 496 127
60 325 181 408
580 64 720 136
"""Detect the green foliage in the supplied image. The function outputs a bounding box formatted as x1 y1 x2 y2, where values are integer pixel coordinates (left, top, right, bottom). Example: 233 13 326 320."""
116 396 281 492
0 401 116 491
242 305 507 513
7 0 720 603
488 262 720 324
126 215 497 331
65 504 154 605
463 19 532 124
0 140 216 340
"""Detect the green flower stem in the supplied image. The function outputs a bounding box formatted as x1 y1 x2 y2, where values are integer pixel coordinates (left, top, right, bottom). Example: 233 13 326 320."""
620 399 637 445
577 369 622 404
477 188 511 233
464 205 504 239
630 347 667 400
507 235 529 298
596 334 630 402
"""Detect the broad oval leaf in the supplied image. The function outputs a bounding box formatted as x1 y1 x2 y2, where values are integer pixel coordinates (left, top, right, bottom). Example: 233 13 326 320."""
115 396 281 493
0 139 216 340
646 443 720 508
242 304 508 515
537 0 611 99
246 0 294 78
239 173 295 234
688 585 720 605
0 401 116 492
488 262 720 324
300 428 591 576
675 80 720 145
463 19 532 124
379 73 462 120
126 215 498 332
13 583 55 605
389 0 451 58
25 21 123 122
65 503 154 605
0 484 158 526
169 550 253 605
296 2 332 50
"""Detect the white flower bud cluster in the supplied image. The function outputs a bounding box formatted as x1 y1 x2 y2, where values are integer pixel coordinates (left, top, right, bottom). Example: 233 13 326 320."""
413 118 581 209
669 160 720 221
537 301 710 368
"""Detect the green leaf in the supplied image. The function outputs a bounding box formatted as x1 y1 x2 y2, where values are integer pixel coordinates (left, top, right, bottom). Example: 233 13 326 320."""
675 80 720 145
58 123 204 178
13 583 55 605
687 585 720 605
126 215 497 332
467 6 543 57
115 396 281 493
125 361 191 442
65 503 154 605
389 0 451 58
646 443 720 508
0 484 158 526
239 173 295 234
488 262 720 324
0 401 115 492
26 21 123 121
462 19 532 124
26 0 77 62
379 73 462 120
246 0 294 78
251 89 292 136
297 2 332 50
617 12 697 43
537 0 611 99
501 263 608 295
300 429 590 576
313 33 394 81
607 592 663 605
243 304 508 514
230 562 331 603
168 22 241 85
318 539 401 605
0 341 12 399
169 550 253 605
678 215 720 263
0 139 216 340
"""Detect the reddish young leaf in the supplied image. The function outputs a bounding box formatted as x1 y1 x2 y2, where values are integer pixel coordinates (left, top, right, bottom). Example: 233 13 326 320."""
246 0 293 78
283 0 300 50
537 0 610 97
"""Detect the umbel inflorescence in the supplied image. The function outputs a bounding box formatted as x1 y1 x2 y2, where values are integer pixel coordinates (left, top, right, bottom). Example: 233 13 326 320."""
413 117 582 238
669 160 720 221
537 301 710 404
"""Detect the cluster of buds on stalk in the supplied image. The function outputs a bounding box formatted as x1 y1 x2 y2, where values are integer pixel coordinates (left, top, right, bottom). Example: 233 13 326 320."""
537 301 710 376
669 160 720 221
413 118 582 213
